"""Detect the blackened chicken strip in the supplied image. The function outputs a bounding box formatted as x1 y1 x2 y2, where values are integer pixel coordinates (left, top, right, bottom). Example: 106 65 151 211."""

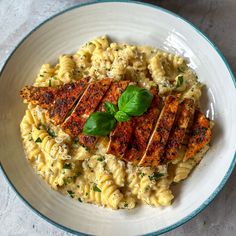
49 79 90 125
107 120 134 158
20 78 90 124
62 78 112 137
20 86 54 109
78 80 130 149
139 95 179 167
183 110 212 161
165 98 195 161
124 88 162 164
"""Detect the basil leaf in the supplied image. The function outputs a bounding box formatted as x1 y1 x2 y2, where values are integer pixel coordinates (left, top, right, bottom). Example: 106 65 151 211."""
115 111 130 122
176 76 184 88
118 85 153 116
104 102 118 115
83 112 116 136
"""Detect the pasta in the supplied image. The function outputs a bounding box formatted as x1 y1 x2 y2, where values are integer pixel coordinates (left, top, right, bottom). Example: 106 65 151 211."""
20 36 211 210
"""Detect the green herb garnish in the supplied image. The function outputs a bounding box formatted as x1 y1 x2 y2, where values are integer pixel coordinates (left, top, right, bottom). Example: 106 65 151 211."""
97 157 105 162
83 86 153 136
148 172 164 181
83 112 116 136
104 102 118 116
47 128 56 138
124 203 128 208
49 80 52 87
118 86 153 116
115 110 130 122
63 163 72 169
35 137 42 143
176 76 184 88
140 173 146 178
52 76 58 80
93 184 101 192
67 190 75 198
78 198 82 202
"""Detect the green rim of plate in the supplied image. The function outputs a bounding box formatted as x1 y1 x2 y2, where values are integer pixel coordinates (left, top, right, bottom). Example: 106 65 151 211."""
0 1 235 235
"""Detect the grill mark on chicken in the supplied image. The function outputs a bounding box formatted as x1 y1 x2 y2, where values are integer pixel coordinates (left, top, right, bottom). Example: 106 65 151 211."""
62 78 112 137
183 110 212 161
165 98 195 161
78 80 130 149
123 88 162 164
139 95 179 167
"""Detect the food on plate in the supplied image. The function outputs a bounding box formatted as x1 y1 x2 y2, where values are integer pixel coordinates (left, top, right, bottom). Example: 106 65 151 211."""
19 36 213 210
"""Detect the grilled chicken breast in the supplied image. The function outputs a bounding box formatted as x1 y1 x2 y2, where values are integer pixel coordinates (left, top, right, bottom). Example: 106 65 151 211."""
165 98 195 161
124 88 162 164
183 110 212 161
139 95 179 167
20 78 90 124
62 78 112 137
107 120 134 158
79 80 130 148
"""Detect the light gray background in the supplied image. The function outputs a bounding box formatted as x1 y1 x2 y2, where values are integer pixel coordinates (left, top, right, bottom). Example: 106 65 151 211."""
0 0 235 235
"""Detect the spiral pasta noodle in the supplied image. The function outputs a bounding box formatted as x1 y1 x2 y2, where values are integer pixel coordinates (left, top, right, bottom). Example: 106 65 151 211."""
97 172 123 209
31 126 70 161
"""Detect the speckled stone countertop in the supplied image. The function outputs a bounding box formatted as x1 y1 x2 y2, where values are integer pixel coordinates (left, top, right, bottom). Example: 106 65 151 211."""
0 0 235 235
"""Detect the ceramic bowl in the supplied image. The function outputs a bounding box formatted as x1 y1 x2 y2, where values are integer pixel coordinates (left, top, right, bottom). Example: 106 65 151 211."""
0 1 235 235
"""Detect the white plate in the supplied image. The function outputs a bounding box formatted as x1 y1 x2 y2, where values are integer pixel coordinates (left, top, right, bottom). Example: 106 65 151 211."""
0 1 235 235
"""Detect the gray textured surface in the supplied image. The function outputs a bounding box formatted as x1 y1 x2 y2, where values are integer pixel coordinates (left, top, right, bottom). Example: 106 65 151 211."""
0 0 235 235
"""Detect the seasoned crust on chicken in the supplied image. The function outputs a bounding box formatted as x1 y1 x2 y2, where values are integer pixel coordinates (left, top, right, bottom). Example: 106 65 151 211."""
79 80 130 149
183 110 212 161
20 78 90 124
62 78 112 137
139 95 179 167
107 120 134 158
165 98 195 161
124 88 162 164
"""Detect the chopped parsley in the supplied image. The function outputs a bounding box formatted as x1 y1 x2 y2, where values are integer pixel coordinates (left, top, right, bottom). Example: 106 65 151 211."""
176 76 184 88
47 128 56 138
97 157 105 162
48 80 52 87
78 197 82 202
52 76 58 80
148 172 164 181
140 172 146 178
93 184 101 192
86 192 89 196
35 137 42 143
67 190 75 198
63 163 72 169
124 203 128 208
39 75 44 77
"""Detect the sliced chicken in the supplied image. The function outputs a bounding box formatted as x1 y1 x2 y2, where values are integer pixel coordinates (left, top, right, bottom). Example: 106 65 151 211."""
20 78 90 124
124 88 162 164
20 86 54 109
183 110 212 161
107 120 134 158
139 95 179 167
165 98 195 161
48 79 90 125
78 80 130 149
62 78 112 137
